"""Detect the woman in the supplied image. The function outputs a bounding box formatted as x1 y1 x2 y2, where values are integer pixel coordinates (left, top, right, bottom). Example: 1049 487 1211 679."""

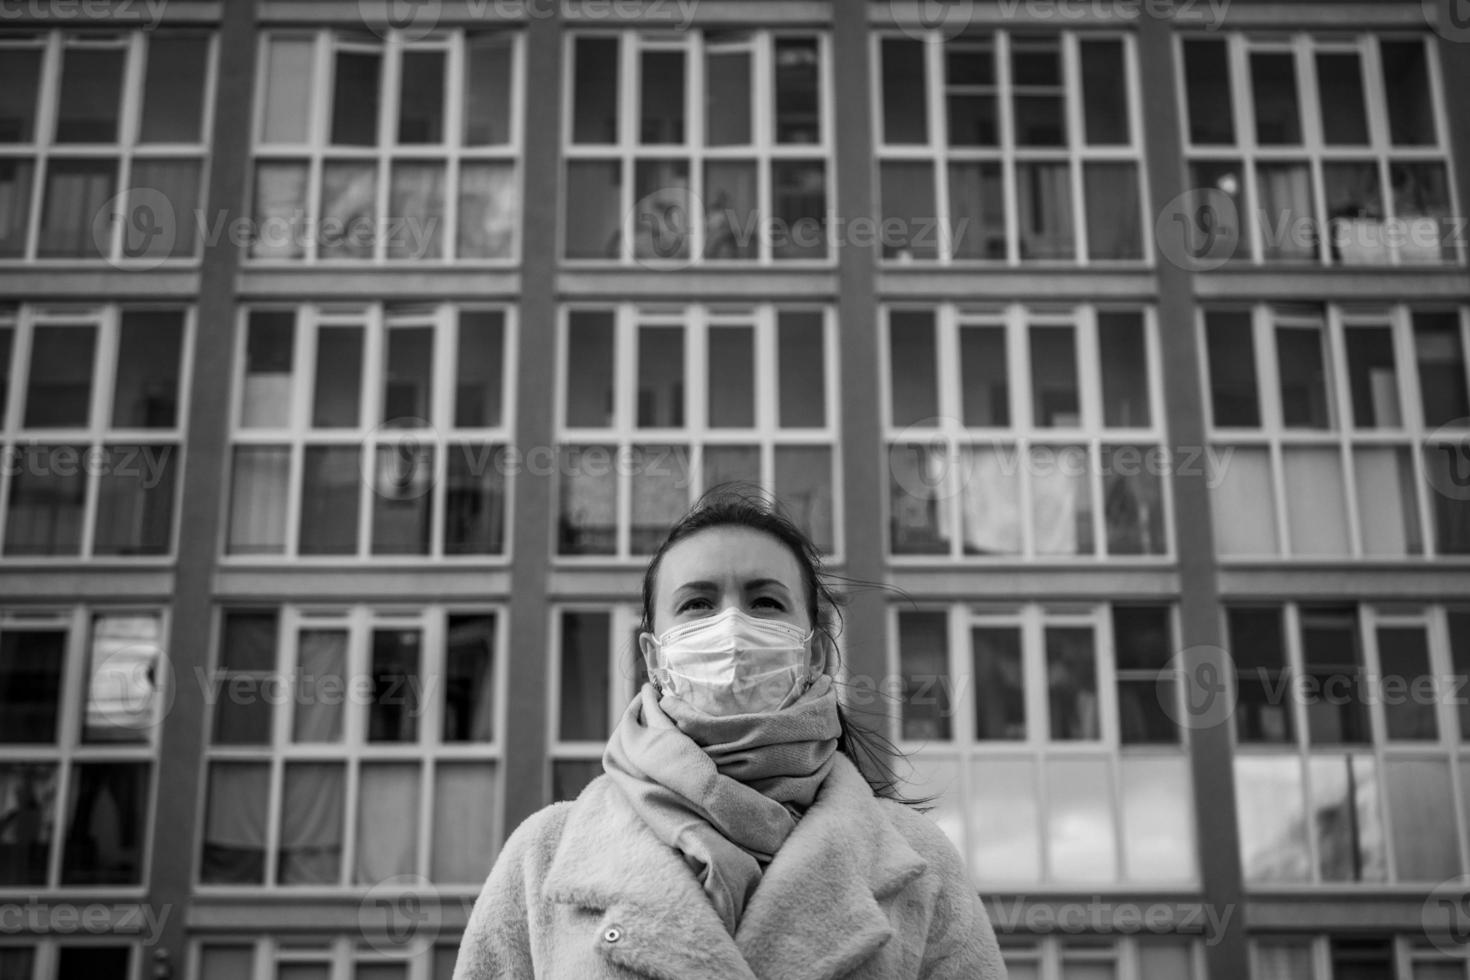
455 490 1007 979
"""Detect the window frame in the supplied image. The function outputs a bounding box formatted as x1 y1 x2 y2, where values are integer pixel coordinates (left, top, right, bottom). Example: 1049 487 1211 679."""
546 603 645 803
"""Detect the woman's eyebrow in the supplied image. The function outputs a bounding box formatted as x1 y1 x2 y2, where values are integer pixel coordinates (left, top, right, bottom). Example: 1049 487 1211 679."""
673 580 719 595
744 578 791 595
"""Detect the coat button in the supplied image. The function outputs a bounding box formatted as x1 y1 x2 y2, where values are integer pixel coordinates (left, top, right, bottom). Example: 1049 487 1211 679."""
602 925 623 943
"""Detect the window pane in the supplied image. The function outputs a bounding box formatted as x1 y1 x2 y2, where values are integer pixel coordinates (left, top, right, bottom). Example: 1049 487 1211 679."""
56 948 130 979
880 162 937 261
243 311 295 427
898 611 950 740
1121 757 1194 880
388 162 445 260
704 160 758 260
1190 159 1251 262
1183 39 1234 144
778 311 825 427
1030 326 1079 427
1103 445 1165 556
0 46 42 142
968 759 1038 883
320 161 377 260
1254 942 1313 980
1205 311 1259 426
1011 39 1064 146
640 50 684 144
1277 324 1332 428
1080 39 1128 145
1380 40 1435 145
201 762 268 883
251 161 308 259
383 326 433 425
56 46 124 142
227 446 290 555
959 326 1007 427
1084 163 1142 260
198 948 254 980
1032 445 1093 555
220 611 277 674
1354 447 1422 556
372 443 434 554
61 762 148 884
636 326 684 428
1393 162 1455 263
0 763 56 885
464 34 512 145
1257 163 1316 260
558 445 616 554
38 159 116 258
0 325 8 423
1452 611 1470 740
1046 626 1098 739
262 38 314 143
92 444 178 556
1283 447 1350 555
1046 758 1115 882
1301 607 1369 744
453 311 504 427
0 161 33 258
1113 605 1176 743
369 629 421 742
1236 755 1309 881
572 37 619 144
311 325 363 428
972 627 1023 739
355 763 418 883
959 445 1021 555
1377 626 1437 740
704 444 759 491
706 46 752 145
560 610 611 740
552 759 602 803
949 161 1005 259
1099 312 1149 427
292 629 345 743
1250 51 1300 144
299 446 360 555
564 161 620 259
881 38 926 144
1229 606 1293 742
444 443 506 555
1016 162 1073 259
433 763 496 882
398 50 444 144
141 34 209 143
1311 754 1384 881
946 43 997 146
457 162 516 260
774 38 819 144
26 325 96 427
332 49 381 145
771 161 826 259
773 446 833 553
3 445 87 556
213 612 276 745
1325 161 1385 265
1316 52 1368 145
893 445 950 550
113 311 184 429
1344 326 1400 428
279 762 344 884
707 325 754 428
444 615 495 742
889 311 937 426
1414 312 1469 427
0 631 65 743
630 444 691 554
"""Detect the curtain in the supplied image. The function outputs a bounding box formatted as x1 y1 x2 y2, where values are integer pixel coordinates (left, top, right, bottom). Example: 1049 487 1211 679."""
445 616 496 742
703 160 758 260
354 764 418 883
202 763 269 884
320 162 377 259
38 160 115 257
1385 758 1456 880
948 162 1003 260
0 161 31 257
1353 447 1421 555
292 630 346 743
1257 163 1315 260
1083 163 1141 260
457 162 516 259
558 446 617 554
1016 162 1073 260
773 446 833 553
227 447 290 555
956 446 1021 555
251 162 308 259
388 162 445 259
278 763 344 884
1211 446 1277 556
1253 945 1313 980
1030 447 1086 555
1282 448 1351 555
431 764 496 882
128 159 202 258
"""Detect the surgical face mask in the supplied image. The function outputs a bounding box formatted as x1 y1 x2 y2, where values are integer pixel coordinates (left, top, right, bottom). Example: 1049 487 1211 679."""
646 607 817 716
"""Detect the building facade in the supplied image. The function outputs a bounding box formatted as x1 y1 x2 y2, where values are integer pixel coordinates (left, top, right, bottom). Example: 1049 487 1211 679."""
1 1 1469 978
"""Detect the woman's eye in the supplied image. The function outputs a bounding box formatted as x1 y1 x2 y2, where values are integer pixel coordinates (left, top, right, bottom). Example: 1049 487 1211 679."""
677 598 712 613
753 596 784 610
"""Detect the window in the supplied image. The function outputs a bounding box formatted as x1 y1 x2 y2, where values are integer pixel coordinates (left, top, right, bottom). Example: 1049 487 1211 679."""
0 944 138 980
225 304 512 559
0 609 164 889
556 305 837 558
892 602 1195 888
877 32 1145 263
0 30 212 263
549 606 648 803
199 606 502 888
885 305 1167 560
1251 937 1470 980
1179 33 1460 265
1003 938 1202 980
564 31 830 263
1230 602 1469 885
0 305 188 558
193 939 467 980
1203 304 1470 558
251 30 519 262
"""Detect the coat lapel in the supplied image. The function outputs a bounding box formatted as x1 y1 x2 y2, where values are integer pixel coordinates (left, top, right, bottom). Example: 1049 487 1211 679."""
542 775 759 980
734 754 929 980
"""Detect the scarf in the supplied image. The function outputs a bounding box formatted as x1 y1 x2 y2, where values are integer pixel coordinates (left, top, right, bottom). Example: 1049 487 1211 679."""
601 673 842 935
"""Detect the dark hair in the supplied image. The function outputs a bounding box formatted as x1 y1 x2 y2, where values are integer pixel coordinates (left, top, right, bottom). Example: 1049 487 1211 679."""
637 483 929 807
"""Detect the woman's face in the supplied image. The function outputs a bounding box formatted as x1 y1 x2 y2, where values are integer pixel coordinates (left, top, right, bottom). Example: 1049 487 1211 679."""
648 526 809 636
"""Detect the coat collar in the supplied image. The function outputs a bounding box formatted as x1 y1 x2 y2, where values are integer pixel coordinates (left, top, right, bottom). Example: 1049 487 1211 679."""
542 753 928 980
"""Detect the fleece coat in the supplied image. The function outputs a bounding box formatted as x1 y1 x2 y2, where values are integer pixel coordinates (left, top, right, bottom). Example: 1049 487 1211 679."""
453 752 1008 980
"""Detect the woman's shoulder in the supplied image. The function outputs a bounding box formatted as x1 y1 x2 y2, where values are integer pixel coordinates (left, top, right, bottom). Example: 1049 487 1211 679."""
869 795 970 877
